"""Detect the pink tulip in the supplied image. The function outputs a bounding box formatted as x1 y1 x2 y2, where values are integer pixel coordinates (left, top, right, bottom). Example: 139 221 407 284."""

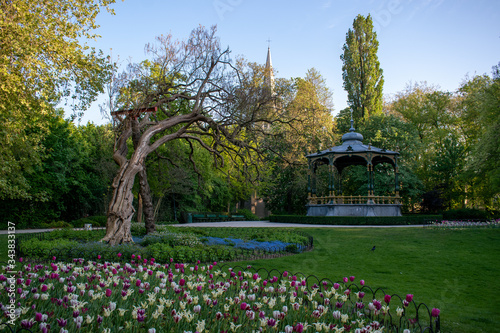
431 308 440 317
384 294 391 304
105 288 112 297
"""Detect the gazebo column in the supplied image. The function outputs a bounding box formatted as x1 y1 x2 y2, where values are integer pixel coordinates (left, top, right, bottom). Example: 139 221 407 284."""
328 164 335 203
307 163 314 201
367 163 374 197
394 159 400 204
337 170 343 196
311 166 317 198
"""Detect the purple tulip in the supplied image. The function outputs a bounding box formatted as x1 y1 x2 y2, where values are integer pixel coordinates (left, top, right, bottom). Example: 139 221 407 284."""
431 308 440 317
57 318 67 327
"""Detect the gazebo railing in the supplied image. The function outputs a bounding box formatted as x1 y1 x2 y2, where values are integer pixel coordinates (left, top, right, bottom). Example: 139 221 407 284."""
309 195 400 205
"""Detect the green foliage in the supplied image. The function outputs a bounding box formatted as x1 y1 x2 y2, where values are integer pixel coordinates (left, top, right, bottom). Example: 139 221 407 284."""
19 238 79 258
38 229 106 242
269 215 443 225
341 14 384 120
0 114 116 227
140 231 202 247
0 0 116 200
38 221 74 229
442 208 490 220
71 216 107 228
236 208 260 221
178 227 310 246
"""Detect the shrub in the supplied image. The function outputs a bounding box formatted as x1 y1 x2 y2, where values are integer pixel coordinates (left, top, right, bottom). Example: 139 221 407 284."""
236 208 260 221
269 215 443 225
39 221 73 229
19 238 79 258
442 208 489 220
88 215 107 226
130 222 171 236
141 231 202 247
42 229 106 242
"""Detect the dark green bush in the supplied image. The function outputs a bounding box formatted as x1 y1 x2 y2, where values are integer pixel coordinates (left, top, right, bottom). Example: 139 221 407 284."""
442 208 489 220
88 215 107 226
42 229 106 242
269 215 443 225
39 221 74 229
20 238 79 258
236 209 260 221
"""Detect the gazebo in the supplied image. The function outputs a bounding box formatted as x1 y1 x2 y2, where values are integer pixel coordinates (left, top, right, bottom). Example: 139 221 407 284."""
306 116 402 217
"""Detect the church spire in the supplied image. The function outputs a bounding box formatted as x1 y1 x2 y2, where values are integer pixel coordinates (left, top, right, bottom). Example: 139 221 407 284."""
265 43 275 94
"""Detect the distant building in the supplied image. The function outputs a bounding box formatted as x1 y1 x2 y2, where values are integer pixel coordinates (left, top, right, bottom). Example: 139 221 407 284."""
239 46 275 219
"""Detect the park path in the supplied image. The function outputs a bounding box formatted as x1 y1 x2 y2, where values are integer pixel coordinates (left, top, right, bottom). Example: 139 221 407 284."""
0 222 426 235
173 221 426 228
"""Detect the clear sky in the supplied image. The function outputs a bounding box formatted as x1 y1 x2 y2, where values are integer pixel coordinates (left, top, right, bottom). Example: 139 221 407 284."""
74 0 500 125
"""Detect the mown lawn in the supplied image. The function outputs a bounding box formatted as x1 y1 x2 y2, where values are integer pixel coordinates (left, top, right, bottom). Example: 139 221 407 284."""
1 227 499 332
234 227 500 333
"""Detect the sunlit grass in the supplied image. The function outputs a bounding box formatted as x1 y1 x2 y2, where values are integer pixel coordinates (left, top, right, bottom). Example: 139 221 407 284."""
234 227 500 333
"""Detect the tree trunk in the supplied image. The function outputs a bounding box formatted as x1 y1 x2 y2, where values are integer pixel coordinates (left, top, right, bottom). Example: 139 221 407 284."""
138 168 155 234
137 194 143 223
132 118 156 234
102 162 141 245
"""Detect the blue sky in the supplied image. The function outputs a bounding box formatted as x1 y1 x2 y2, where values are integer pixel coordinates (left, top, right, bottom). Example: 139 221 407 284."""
75 0 500 124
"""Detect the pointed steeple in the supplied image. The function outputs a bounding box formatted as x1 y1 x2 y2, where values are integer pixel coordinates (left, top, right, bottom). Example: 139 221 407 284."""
265 45 275 94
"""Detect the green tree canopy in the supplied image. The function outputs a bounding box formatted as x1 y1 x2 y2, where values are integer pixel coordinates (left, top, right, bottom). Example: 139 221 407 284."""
340 14 384 121
0 0 116 200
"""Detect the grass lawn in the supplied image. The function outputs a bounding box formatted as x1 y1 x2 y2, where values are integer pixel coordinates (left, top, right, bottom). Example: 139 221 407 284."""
1 227 499 332
233 227 500 333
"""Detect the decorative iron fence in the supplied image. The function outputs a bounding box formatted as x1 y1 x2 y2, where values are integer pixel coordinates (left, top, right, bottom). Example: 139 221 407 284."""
309 195 401 205
215 263 441 333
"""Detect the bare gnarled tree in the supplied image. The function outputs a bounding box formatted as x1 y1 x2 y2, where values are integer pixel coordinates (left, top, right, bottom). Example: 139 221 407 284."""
102 26 279 245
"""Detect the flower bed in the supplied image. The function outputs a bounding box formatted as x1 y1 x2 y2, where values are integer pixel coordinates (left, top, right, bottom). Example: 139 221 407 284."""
16 228 313 265
0 257 440 332
201 237 303 253
427 219 500 229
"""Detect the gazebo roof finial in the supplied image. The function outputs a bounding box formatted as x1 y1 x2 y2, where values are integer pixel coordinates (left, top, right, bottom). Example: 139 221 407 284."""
349 109 355 132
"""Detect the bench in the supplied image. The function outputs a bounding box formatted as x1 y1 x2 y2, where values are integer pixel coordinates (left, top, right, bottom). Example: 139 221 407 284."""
185 212 246 223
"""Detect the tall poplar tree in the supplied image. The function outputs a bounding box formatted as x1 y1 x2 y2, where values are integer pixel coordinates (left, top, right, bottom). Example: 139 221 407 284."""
341 14 384 121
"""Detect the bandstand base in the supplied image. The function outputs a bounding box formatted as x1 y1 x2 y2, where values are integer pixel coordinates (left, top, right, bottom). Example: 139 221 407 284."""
306 204 402 217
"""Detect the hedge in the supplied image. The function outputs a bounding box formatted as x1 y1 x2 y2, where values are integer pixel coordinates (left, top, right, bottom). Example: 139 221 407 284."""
269 215 443 225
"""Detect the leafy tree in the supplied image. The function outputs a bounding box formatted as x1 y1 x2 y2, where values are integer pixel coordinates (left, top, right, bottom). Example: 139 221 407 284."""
261 69 335 214
0 0 116 200
0 113 116 226
340 14 384 121
388 83 464 208
458 65 500 209
332 112 425 212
